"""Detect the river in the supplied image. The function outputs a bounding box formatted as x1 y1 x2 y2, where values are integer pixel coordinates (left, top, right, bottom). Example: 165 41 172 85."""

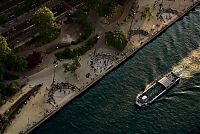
31 6 200 134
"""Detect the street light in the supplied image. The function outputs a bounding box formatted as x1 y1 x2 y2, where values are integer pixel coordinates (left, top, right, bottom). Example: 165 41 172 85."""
52 64 58 84
128 12 136 41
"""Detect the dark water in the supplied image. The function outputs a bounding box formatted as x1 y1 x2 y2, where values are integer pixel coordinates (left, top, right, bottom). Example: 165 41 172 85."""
32 6 200 134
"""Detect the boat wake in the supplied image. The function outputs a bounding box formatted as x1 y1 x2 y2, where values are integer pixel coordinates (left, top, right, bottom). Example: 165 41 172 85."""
172 46 200 78
155 96 175 103
167 91 196 97
155 88 200 103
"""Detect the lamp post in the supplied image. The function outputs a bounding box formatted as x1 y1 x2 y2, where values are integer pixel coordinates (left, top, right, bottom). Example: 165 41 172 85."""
52 64 58 84
128 12 136 41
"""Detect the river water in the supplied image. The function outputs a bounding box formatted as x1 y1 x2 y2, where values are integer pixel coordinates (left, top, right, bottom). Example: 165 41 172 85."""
32 6 200 134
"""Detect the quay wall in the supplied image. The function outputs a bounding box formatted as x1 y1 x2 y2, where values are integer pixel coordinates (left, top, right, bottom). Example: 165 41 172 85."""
24 2 200 134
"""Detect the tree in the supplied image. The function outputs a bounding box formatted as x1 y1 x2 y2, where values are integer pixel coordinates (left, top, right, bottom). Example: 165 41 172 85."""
33 7 57 34
105 31 128 51
26 51 42 69
141 7 153 20
0 35 11 54
63 57 81 74
4 53 27 71
0 81 20 97
6 81 20 95
14 56 27 71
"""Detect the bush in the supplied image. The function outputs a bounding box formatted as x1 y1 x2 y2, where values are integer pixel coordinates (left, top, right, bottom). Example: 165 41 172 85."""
74 35 98 56
55 48 76 60
55 35 98 60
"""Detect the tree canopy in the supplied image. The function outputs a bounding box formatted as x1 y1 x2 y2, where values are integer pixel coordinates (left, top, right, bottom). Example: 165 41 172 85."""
4 53 27 71
141 7 153 20
0 35 11 54
0 35 27 72
33 7 57 34
26 51 42 69
0 81 20 106
63 57 81 74
105 31 128 51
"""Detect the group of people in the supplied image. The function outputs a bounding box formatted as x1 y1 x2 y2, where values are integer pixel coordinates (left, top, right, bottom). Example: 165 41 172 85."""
89 53 118 74
47 82 80 104
157 7 179 23
160 8 179 15
129 28 150 37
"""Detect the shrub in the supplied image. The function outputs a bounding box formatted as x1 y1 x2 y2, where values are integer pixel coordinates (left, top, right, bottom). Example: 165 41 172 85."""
55 48 76 60
55 35 98 60
74 35 98 55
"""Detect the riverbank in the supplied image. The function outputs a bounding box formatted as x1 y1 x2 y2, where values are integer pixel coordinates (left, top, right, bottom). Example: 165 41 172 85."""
3 1 200 134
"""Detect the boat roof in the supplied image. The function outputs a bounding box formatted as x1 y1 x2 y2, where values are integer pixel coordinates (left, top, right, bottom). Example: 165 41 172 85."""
158 72 178 88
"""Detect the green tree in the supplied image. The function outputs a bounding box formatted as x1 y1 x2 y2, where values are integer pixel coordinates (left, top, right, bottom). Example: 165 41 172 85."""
33 7 57 34
105 31 128 51
0 35 11 54
4 53 27 71
63 57 81 74
0 81 20 97
7 81 20 95
0 35 27 72
141 7 153 20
